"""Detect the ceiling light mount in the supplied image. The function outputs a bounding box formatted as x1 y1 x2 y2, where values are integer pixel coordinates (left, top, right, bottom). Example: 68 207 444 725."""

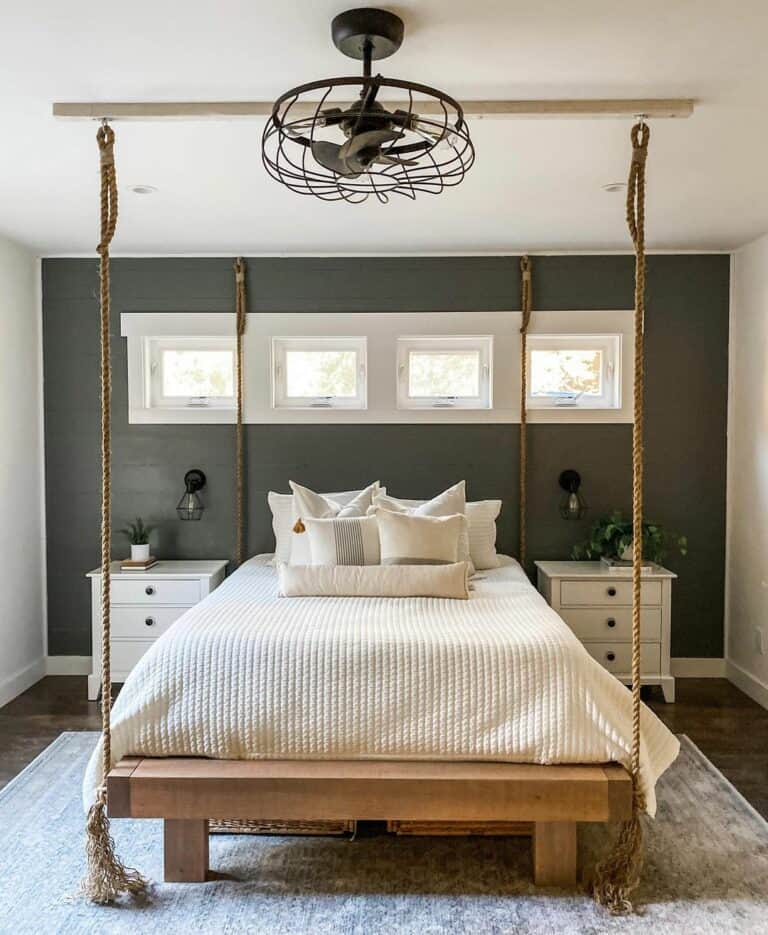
261 8 474 203
331 8 404 62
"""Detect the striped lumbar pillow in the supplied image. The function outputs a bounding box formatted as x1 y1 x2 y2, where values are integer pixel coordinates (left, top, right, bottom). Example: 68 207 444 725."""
304 515 381 566
375 510 464 566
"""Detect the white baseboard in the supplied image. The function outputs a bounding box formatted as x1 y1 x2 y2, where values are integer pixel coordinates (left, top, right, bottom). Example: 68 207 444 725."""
726 658 768 710
670 657 727 678
0 657 46 708
46 655 92 676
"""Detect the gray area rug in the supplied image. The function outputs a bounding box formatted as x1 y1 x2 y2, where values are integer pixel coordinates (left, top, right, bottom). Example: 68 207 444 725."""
0 733 766 934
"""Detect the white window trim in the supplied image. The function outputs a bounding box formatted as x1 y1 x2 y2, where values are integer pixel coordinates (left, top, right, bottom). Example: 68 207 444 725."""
121 311 633 425
271 336 367 410
526 333 622 410
396 335 493 410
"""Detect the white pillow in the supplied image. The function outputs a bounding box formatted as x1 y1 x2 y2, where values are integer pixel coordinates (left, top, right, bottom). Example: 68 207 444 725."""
465 500 502 569
376 510 464 566
278 562 470 600
304 515 381 566
289 481 380 565
371 481 473 571
267 484 377 563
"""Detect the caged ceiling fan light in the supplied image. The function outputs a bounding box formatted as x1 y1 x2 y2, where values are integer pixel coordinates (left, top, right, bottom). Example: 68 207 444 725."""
261 8 475 203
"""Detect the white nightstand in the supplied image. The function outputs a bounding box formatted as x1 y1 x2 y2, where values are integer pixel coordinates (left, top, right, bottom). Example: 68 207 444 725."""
86 560 228 700
535 560 677 703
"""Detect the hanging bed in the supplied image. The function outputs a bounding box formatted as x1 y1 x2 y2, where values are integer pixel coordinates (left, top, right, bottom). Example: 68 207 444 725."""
87 554 678 885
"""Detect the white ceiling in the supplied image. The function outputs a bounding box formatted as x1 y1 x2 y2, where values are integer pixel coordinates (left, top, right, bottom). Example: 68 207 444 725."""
2 0 768 255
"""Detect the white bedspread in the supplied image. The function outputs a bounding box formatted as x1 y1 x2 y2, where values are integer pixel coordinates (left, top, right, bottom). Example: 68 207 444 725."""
84 555 679 815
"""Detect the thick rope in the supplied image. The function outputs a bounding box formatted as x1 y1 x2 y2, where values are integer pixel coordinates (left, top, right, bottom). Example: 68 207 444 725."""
81 122 147 904
592 120 650 914
519 256 533 569
234 257 247 566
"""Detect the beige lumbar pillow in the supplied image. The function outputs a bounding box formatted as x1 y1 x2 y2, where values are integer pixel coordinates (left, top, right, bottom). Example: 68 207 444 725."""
278 562 470 600
376 510 464 566
304 515 381 566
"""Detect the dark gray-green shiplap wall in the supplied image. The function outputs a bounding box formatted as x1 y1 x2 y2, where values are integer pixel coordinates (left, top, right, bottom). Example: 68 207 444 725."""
42 255 729 658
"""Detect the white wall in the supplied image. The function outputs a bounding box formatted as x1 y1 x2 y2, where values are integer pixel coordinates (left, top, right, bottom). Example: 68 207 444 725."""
726 234 768 708
0 235 45 706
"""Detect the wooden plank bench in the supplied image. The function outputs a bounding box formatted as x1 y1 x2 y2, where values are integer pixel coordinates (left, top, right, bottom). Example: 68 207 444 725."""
108 757 632 887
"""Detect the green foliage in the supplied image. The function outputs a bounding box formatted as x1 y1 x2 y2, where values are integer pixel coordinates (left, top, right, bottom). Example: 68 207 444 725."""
119 517 153 545
571 510 688 564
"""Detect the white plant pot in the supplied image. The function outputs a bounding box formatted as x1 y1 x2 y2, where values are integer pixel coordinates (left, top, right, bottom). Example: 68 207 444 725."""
131 543 150 561
619 543 634 562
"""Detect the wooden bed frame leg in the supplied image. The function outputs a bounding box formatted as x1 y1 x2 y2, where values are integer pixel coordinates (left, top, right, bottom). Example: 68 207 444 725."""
164 819 209 882
533 821 577 887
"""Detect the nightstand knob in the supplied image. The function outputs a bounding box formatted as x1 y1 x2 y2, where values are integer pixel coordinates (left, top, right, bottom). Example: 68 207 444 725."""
145 616 155 627
606 651 616 662
607 587 617 597
145 585 155 596
607 618 617 628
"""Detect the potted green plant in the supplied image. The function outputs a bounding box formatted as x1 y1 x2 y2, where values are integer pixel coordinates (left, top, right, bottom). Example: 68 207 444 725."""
571 511 687 565
120 517 154 561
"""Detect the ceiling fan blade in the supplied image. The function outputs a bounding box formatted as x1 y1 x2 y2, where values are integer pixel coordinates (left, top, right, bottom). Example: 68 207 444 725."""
341 129 403 159
374 153 419 167
311 140 362 178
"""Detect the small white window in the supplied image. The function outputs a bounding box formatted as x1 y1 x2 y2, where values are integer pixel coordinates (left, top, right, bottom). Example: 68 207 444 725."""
527 334 621 409
146 336 236 410
272 336 367 409
397 336 493 409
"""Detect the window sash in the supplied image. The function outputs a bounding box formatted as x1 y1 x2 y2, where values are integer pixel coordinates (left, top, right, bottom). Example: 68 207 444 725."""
146 336 236 409
526 334 621 409
272 337 367 409
397 336 492 409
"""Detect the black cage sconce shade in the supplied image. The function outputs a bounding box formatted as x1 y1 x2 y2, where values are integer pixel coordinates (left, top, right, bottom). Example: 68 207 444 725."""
559 469 587 521
177 469 206 521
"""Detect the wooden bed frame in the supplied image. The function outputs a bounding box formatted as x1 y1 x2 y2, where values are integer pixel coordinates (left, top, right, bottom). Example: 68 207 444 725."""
108 757 632 887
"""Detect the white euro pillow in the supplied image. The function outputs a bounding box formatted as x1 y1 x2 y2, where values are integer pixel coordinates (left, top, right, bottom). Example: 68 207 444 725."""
278 562 470 600
267 482 379 563
289 480 380 565
465 500 502 569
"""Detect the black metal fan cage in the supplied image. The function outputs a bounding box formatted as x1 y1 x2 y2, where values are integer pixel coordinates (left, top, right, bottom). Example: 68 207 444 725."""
262 75 475 203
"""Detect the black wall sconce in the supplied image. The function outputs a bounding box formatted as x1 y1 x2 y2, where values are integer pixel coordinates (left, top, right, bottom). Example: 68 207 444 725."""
559 469 587 520
177 469 206 521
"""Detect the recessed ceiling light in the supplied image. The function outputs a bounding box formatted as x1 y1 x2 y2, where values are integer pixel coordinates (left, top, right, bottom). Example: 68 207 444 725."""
602 182 626 193
128 184 158 195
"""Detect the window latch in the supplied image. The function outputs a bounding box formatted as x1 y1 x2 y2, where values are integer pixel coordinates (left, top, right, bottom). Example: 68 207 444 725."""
187 397 210 408
310 397 333 408
432 397 457 408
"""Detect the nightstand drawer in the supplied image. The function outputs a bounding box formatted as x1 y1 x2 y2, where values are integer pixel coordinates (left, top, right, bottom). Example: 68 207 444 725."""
584 642 661 675
560 579 662 606
111 639 157 674
559 606 662 641
111 577 201 605
111 605 188 639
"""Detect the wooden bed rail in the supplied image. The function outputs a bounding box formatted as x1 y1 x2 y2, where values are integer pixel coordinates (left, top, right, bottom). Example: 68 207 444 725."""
108 757 632 887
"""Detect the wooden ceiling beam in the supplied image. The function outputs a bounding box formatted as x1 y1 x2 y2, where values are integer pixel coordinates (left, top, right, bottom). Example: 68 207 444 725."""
53 99 694 121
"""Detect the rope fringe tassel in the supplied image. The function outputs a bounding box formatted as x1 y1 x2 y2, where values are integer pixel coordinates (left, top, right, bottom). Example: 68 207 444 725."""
592 119 650 914
80 122 148 905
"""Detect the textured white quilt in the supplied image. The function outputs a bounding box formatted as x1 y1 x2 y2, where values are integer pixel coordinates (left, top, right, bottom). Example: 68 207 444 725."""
84 555 679 814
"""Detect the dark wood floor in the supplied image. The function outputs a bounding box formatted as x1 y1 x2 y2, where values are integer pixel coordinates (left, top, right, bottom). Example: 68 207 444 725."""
1 677 767 817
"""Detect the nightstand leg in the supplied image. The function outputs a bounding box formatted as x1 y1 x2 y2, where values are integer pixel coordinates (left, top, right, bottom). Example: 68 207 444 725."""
87 674 101 701
661 676 676 703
